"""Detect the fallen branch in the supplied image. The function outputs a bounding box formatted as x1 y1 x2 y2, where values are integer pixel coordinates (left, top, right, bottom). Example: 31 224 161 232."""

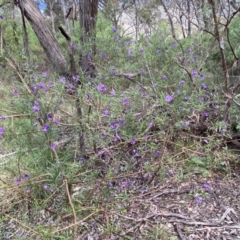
174 224 187 240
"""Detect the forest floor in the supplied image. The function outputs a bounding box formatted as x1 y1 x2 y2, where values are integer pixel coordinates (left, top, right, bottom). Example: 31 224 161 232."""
1 167 240 240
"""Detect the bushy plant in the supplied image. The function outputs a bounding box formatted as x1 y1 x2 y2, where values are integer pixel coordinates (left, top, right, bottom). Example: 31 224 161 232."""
1 11 240 239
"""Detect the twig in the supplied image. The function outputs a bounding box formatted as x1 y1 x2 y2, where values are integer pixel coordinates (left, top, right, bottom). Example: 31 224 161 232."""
5 57 32 94
115 211 191 223
114 73 146 90
148 188 191 201
196 225 240 230
4 213 42 236
168 219 219 226
0 151 19 160
174 224 187 240
120 222 142 237
65 179 77 224
52 210 102 233
65 179 77 239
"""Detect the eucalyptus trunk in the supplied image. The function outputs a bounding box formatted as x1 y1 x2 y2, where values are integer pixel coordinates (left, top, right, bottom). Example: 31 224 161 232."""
17 0 68 74
79 0 99 42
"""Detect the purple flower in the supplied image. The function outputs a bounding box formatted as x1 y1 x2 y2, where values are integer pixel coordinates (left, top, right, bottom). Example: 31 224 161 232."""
162 75 167 80
167 169 174 176
195 196 203 204
144 135 149 140
199 97 204 102
172 41 177 47
111 88 116 95
42 72 47 78
112 26 117 33
50 142 56 150
155 150 161 155
72 43 78 49
133 150 140 157
187 49 191 54
156 49 161 54
15 178 21 184
42 124 49 132
43 184 48 190
119 119 125 125
32 85 37 94
60 76 66 83
86 93 91 100
191 70 197 78
47 113 53 120
1 115 6 120
110 122 118 129
165 94 174 103
184 121 190 127
193 55 198 60
0 15 3 20
87 53 91 61
139 49 144 54
32 105 40 113
180 80 185 85
53 119 59 125
201 83 207 89
13 89 19 95
203 183 211 190
111 67 116 75
0 127 5 134
200 74 205 79
23 174 29 180
130 138 136 144
122 98 128 105
119 180 133 190
103 54 108 59
79 157 85 163
97 84 107 92
127 49 133 56
103 109 110 116
38 82 45 88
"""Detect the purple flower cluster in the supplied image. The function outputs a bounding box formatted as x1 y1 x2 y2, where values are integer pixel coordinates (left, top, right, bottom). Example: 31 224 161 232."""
97 84 107 92
32 101 40 112
165 94 174 103
15 173 29 184
0 127 5 135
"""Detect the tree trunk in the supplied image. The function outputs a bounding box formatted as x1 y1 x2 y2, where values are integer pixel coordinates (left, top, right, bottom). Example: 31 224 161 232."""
17 0 68 74
48 0 56 37
60 0 70 34
187 0 191 36
79 0 99 42
78 0 99 156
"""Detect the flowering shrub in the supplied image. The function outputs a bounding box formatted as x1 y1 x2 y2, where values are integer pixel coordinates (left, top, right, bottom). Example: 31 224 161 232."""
0 15 240 238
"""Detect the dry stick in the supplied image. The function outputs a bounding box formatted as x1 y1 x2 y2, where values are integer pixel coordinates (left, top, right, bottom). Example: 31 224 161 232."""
4 213 42 237
196 225 240 230
114 73 146 90
5 57 32 94
174 224 187 240
43 181 65 205
64 179 77 240
147 133 168 185
52 210 102 234
148 188 191 201
115 211 190 223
